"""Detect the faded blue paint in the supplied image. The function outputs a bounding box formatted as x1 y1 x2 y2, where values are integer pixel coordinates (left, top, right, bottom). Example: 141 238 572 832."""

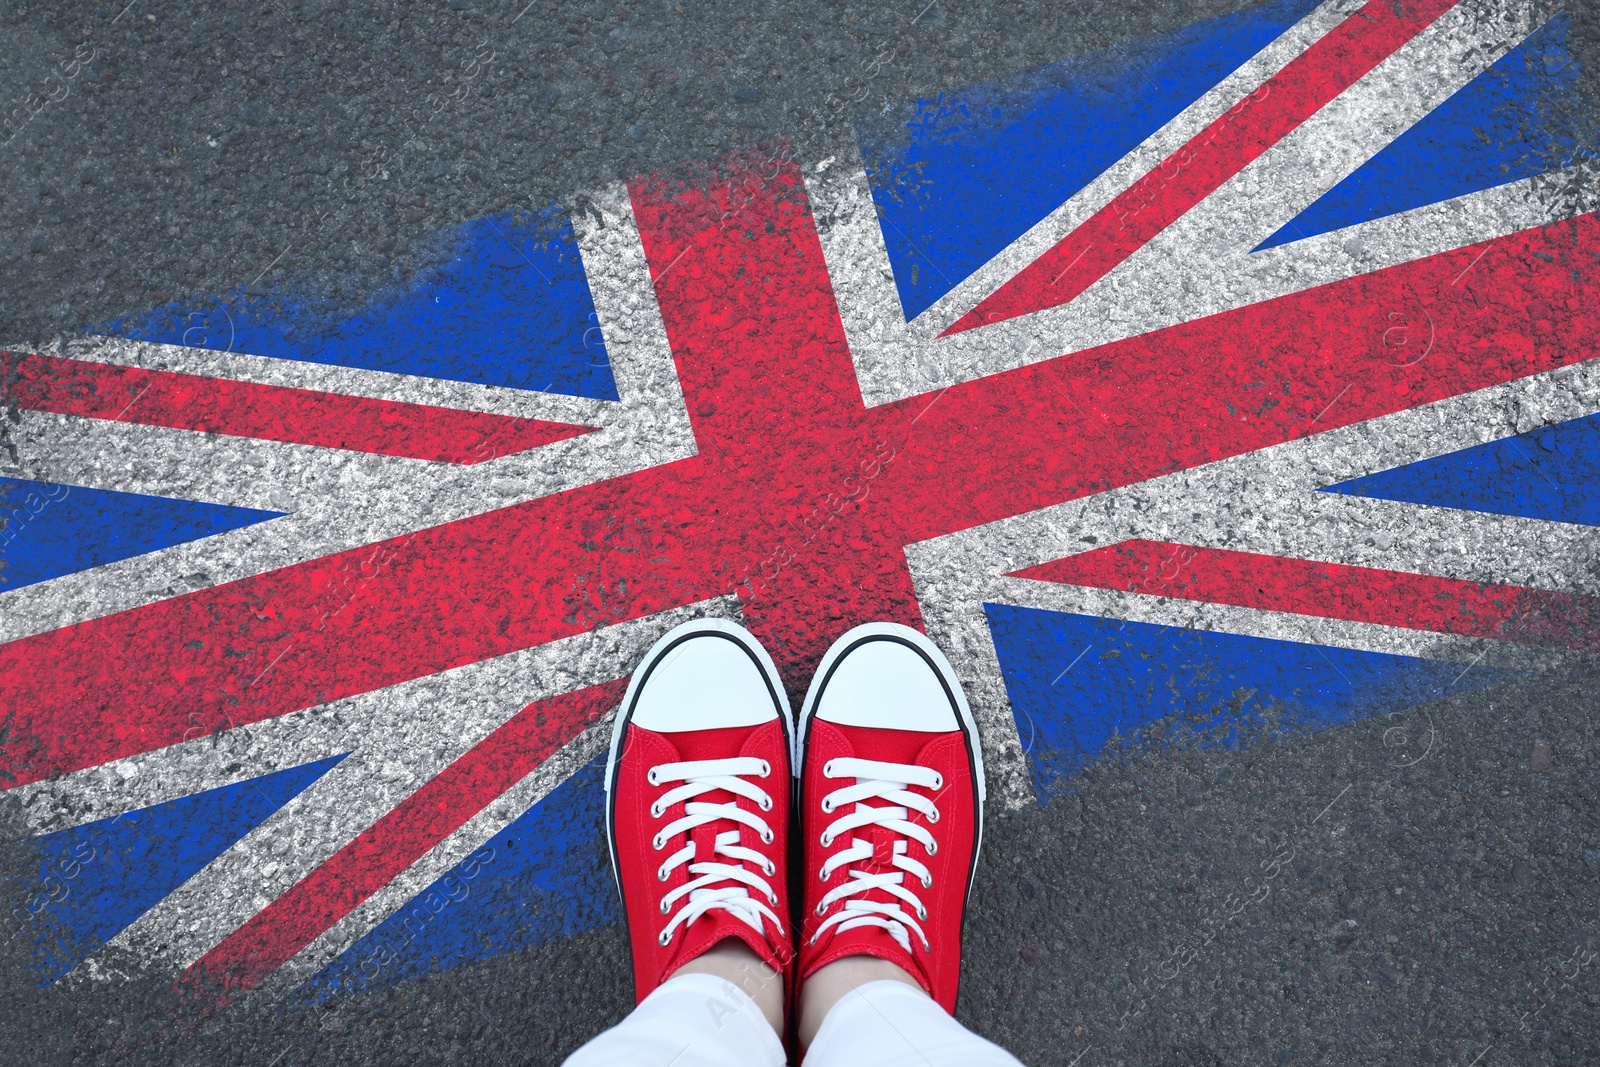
296 758 614 1004
103 209 619 401
0 477 286 590
16 755 346 985
856 0 1321 321
1257 15 1583 249
985 604 1517 800
1322 411 1600 527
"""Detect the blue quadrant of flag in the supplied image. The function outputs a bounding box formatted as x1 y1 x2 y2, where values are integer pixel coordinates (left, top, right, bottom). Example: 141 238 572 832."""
17 755 346 985
0 477 286 590
984 604 1518 800
102 209 619 401
1322 411 1600 527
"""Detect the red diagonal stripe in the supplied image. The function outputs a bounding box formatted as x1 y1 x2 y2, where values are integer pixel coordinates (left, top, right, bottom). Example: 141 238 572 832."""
1010 539 1600 651
1 352 594 464
0 461 731 789
190 678 624 994
946 0 1459 334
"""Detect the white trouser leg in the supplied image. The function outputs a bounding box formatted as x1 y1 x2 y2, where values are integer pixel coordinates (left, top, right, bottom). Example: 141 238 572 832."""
805 980 1028 1067
562 973 787 1067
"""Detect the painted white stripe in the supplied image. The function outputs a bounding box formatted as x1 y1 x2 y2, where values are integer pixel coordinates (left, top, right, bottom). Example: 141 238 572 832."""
11 697 357 838
569 179 696 461
1234 492 1600 595
75 598 734 978
40 334 613 427
7 411 384 511
985 573 1577 670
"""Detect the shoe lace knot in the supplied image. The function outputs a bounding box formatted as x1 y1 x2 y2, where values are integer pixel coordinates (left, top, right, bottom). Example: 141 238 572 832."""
648 756 782 947
811 756 943 955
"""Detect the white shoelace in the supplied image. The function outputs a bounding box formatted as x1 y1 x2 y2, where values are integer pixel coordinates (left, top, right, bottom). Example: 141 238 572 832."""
811 756 944 955
649 756 783 947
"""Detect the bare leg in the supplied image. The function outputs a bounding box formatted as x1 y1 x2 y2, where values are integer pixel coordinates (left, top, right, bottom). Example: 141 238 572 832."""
670 938 785 1035
797 954 924 1049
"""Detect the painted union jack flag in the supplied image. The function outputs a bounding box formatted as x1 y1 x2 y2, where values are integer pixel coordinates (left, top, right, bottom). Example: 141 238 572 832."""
4 0 1598 1007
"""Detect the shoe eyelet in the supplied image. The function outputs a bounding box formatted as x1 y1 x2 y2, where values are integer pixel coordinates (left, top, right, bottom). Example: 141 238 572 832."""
815 902 825 917
758 796 772 812
819 832 832 848
758 760 771 778
658 866 669 882
823 760 837 778
820 798 834 813
658 930 671 947
647 768 662 786
761 829 774 844
660 900 670 915
922 876 933 889
918 907 928 921
768 892 778 905
927 808 940 824
926 841 937 856
650 802 665 818
765 862 777 877
652 834 666 850
930 773 943 790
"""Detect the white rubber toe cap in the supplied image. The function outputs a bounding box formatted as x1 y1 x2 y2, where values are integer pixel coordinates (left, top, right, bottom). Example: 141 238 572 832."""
812 630 959 733
630 624 782 732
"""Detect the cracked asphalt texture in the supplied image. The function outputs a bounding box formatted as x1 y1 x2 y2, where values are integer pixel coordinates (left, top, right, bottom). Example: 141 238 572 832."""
3 0 1599 1064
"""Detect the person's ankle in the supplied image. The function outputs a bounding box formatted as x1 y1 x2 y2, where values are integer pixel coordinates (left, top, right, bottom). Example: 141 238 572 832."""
670 938 786 1035
796 954 926 1049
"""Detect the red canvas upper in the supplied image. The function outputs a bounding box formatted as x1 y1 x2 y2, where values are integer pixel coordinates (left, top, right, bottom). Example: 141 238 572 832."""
797 718 980 1014
611 719 794 1002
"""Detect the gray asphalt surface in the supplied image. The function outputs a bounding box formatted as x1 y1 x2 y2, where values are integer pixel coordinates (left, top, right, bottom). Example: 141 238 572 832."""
4 1 1600 1065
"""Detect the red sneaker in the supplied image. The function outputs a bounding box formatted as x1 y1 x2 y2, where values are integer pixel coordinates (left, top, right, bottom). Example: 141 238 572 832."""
797 622 985 1014
605 618 795 1002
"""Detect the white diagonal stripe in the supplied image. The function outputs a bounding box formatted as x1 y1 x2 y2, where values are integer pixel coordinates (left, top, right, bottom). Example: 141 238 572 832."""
42 334 613 426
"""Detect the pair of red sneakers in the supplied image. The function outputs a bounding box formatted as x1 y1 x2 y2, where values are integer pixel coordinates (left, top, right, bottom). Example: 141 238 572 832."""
604 619 986 1017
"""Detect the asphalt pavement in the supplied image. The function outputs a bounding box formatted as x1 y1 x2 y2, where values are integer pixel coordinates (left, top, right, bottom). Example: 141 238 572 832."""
3 1 1599 1064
